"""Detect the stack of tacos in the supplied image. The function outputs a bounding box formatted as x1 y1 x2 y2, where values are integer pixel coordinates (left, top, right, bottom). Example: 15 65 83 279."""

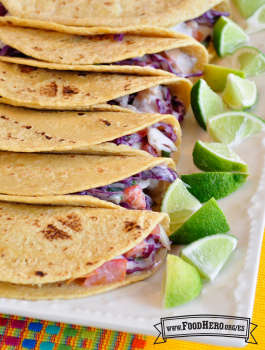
0 0 230 59
0 1 212 300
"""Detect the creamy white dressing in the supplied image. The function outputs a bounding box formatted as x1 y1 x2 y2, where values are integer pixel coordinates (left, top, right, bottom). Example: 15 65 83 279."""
170 21 196 37
131 86 162 113
165 49 197 74
131 141 142 150
137 179 151 189
170 20 213 42
147 128 177 156
109 193 123 204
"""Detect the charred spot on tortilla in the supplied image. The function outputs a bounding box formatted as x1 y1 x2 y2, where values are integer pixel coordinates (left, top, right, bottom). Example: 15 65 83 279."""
78 73 87 77
77 112 85 116
1 116 9 120
89 216 98 221
40 82 58 97
63 85 79 96
35 271 46 277
100 119 111 126
32 47 43 51
19 65 38 74
125 221 141 232
124 84 132 91
41 224 72 241
58 213 83 232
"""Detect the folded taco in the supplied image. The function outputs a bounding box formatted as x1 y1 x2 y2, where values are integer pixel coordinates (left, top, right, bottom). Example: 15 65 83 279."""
0 61 192 118
0 104 181 161
0 153 177 210
0 25 207 78
0 0 230 29
0 202 170 300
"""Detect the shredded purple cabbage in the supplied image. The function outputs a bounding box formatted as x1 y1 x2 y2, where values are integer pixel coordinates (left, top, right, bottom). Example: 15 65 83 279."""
0 45 30 58
113 133 142 146
113 33 125 41
71 166 178 210
125 235 163 274
0 3 7 16
152 122 177 142
108 86 186 123
193 10 230 27
113 52 202 78
112 122 177 151
157 87 186 122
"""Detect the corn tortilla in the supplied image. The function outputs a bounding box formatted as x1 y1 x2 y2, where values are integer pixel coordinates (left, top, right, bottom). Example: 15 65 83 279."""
1 0 230 28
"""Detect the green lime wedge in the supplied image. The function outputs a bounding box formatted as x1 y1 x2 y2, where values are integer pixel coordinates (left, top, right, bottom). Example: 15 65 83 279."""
181 172 249 203
180 234 238 281
233 0 265 18
191 79 226 130
213 16 249 57
161 178 202 233
228 46 265 76
203 64 245 92
169 198 230 245
207 111 265 147
192 140 248 173
246 3 265 33
162 255 202 308
222 74 257 110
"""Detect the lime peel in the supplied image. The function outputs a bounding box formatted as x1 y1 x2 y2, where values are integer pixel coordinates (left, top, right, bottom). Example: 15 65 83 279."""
181 172 249 203
207 111 265 147
227 46 265 77
192 140 248 173
191 79 226 130
180 234 238 281
161 178 201 233
169 198 230 245
213 16 249 57
162 255 202 308
222 74 257 110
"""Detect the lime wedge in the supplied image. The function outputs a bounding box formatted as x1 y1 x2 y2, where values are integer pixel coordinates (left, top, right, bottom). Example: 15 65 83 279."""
162 255 202 308
181 172 249 203
180 234 238 281
207 112 265 147
246 4 265 33
233 0 265 18
203 64 245 92
222 74 257 110
228 46 265 76
192 140 248 173
213 16 249 57
191 79 226 130
161 178 202 233
169 198 230 245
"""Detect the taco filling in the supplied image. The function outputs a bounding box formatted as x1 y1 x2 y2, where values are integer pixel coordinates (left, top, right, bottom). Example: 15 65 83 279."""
112 122 178 157
70 223 170 287
170 10 230 47
112 47 203 78
71 165 178 210
109 86 186 122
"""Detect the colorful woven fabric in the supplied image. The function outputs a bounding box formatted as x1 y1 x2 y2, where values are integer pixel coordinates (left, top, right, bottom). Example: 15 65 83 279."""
0 231 264 350
0 316 146 349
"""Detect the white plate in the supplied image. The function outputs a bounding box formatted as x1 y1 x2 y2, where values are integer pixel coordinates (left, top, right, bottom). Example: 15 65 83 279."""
1 5 265 349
